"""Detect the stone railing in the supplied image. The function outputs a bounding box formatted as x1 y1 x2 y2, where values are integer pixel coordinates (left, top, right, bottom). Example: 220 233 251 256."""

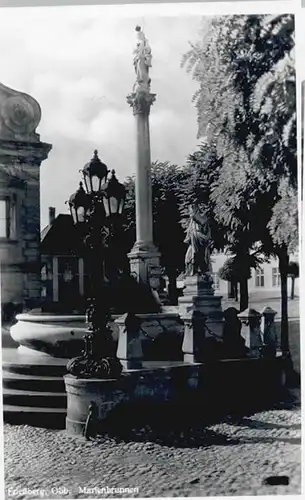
115 305 279 368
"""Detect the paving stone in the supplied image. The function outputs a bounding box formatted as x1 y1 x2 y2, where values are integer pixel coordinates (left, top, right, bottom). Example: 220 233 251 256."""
3 404 301 498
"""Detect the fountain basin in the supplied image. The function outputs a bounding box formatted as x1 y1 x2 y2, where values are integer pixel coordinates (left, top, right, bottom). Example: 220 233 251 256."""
10 313 87 358
10 312 121 358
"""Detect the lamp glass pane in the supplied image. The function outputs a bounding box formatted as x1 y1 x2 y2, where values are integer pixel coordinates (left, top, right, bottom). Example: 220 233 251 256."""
91 175 100 193
77 206 86 222
103 197 110 217
83 177 90 194
109 196 118 215
70 206 78 224
118 199 124 214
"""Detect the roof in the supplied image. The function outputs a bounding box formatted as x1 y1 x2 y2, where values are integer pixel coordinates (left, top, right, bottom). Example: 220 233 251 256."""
40 214 79 256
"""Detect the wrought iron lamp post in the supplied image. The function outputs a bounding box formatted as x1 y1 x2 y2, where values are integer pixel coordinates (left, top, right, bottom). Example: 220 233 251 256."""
66 149 126 379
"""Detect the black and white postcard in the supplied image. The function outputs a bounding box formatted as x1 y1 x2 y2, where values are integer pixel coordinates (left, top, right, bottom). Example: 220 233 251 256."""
0 1 301 499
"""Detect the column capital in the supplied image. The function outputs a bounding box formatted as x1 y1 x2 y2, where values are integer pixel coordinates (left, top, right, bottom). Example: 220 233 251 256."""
126 90 156 115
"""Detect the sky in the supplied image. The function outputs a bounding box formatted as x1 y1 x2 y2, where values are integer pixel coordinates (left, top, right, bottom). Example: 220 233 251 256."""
0 4 205 228
0 1 298 229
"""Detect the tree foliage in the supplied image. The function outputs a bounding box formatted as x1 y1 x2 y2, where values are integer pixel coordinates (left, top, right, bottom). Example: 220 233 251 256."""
182 14 297 326
122 161 187 297
182 14 297 254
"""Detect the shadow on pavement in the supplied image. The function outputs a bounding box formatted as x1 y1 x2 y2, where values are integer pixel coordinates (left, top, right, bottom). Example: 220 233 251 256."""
228 417 301 431
92 388 301 449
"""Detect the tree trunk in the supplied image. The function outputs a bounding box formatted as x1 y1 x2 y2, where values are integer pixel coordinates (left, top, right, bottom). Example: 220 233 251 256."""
234 281 239 302
290 276 295 300
278 246 289 354
228 280 238 300
239 278 248 312
228 281 234 299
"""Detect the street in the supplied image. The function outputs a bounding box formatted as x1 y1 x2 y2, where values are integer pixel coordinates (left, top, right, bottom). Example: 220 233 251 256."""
4 395 301 498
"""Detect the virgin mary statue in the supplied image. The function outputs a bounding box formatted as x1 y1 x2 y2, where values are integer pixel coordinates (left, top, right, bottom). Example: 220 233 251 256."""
133 26 152 91
184 205 212 276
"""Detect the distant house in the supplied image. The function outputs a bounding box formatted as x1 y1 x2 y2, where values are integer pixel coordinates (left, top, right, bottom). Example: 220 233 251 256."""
40 208 87 313
210 250 299 298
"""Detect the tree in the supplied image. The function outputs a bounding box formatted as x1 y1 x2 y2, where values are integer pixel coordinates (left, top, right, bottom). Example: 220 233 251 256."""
288 261 299 300
151 161 188 303
218 253 264 310
178 141 265 311
178 142 225 249
122 161 187 304
182 14 297 345
217 257 239 301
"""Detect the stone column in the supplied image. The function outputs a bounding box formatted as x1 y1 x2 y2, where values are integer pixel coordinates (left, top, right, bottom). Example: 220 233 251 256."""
126 27 161 291
0 82 52 314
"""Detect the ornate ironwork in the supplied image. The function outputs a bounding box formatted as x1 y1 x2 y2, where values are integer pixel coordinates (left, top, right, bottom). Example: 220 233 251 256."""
66 151 125 379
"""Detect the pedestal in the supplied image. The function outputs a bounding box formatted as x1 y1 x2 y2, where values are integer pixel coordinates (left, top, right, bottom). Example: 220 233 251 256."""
128 242 162 291
178 274 224 362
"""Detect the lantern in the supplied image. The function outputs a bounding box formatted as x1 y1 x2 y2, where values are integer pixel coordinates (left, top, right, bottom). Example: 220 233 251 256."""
81 150 109 194
68 182 91 224
100 169 126 217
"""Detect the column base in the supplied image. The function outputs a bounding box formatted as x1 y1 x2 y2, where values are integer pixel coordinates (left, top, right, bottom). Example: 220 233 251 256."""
128 242 162 291
184 353 196 364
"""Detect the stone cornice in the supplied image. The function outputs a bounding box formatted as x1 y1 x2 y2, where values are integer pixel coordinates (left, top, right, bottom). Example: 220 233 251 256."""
126 90 156 115
0 139 52 166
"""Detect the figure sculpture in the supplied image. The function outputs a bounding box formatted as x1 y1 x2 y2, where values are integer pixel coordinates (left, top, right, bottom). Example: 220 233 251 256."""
184 205 212 276
133 26 152 92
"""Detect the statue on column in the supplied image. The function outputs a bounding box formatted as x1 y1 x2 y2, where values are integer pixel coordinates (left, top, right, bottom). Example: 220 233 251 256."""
184 205 212 276
133 25 152 92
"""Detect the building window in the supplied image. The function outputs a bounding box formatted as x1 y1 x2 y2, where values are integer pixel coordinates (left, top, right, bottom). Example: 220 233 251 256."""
211 272 220 290
0 196 16 239
63 262 74 283
272 267 281 287
255 268 265 287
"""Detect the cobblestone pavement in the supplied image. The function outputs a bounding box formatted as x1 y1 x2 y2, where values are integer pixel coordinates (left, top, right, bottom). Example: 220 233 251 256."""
3 398 301 500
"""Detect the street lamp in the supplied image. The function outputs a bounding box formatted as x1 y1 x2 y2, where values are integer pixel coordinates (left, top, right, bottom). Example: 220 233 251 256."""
66 150 126 379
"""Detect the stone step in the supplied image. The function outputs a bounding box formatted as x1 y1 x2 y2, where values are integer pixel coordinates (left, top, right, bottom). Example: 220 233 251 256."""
2 388 67 408
2 371 65 392
2 348 67 377
3 405 66 429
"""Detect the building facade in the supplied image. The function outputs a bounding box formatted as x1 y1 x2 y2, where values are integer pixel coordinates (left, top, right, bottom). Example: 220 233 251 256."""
210 250 299 297
0 83 51 321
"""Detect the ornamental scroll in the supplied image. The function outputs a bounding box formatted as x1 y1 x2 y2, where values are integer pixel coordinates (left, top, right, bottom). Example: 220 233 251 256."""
0 83 41 142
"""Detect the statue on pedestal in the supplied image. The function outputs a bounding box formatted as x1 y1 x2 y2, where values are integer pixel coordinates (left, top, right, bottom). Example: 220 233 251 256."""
133 26 152 92
184 205 212 276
